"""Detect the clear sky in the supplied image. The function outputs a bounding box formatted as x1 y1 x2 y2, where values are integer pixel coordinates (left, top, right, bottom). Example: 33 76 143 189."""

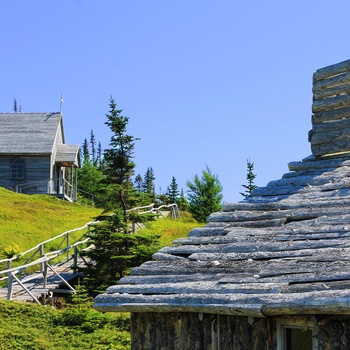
1 1 350 203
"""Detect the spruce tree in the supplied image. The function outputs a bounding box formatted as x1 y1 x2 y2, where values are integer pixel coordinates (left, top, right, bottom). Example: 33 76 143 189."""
168 176 179 204
80 98 161 295
134 174 143 191
240 158 257 198
177 188 189 211
90 130 96 166
82 138 90 163
13 98 18 112
78 135 105 206
186 166 223 222
97 141 103 168
142 167 156 201
103 97 138 216
78 161 104 205
81 212 160 294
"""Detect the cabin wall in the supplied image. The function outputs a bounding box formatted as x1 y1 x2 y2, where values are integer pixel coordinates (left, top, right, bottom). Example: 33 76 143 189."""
130 312 276 350
317 315 350 349
0 155 51 194
130 313 350 350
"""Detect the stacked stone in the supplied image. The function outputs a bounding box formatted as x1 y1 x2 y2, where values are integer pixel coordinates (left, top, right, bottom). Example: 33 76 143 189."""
310 59 350 158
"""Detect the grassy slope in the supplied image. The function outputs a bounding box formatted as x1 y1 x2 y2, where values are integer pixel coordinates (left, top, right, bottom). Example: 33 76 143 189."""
0 187 103 254
0 188 203 349
0 187 203 254
142 212 203 246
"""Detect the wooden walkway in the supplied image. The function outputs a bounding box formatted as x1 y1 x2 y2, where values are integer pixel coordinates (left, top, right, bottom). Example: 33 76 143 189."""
0 257 86 303
0 204 179 304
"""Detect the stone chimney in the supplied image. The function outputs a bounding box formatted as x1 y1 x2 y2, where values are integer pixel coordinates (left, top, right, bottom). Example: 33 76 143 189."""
309 59 350 158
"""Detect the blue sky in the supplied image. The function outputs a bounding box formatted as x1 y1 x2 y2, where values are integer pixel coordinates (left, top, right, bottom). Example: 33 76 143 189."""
1 1 350 203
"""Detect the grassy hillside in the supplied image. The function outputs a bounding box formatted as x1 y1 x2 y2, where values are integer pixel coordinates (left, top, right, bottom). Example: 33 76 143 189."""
142 212 203 246
0 187 203 256
0 187 103 256
0 300 131 350
0 188 204 349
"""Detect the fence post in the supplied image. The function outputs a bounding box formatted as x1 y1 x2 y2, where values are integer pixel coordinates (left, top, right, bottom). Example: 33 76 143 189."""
39 244 44 273
66 232 70 261
43 261 48 289
7 261 13 300
73 246 78 274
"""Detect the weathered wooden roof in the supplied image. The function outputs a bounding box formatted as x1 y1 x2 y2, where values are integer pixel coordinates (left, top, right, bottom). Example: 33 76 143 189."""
95 59 350 317
56 144 81 168
0 112 63 154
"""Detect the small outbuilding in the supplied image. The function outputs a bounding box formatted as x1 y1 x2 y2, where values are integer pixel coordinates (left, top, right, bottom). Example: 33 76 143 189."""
0 112 80 201
95 59 350 349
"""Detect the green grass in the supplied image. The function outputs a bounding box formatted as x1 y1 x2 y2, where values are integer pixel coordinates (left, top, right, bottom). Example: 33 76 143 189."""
0 187 103 256
0 187 202 254
144 211 204 246
0 188 203 349
0 300 131 350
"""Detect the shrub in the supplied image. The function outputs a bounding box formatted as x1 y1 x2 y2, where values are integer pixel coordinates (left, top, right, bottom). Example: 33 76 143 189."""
2 243 22 259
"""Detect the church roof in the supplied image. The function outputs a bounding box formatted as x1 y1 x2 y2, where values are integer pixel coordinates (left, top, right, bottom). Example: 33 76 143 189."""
0 112 63 154
56 144 81 168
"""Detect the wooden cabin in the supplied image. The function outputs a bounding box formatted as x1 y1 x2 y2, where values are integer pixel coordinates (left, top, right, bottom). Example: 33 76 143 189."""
0 112 80 201
95 59 350 349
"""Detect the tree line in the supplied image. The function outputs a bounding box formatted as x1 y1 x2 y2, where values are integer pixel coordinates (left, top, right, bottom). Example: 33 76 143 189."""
77 97 245 223
76 97 257 294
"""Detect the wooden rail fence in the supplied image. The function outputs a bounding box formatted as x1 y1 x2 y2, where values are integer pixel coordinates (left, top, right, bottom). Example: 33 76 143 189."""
0 203 179 303
0 221 98 304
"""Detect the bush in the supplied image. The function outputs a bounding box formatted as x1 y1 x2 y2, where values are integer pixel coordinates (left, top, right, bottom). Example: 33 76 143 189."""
2 243 22 258
0 300 131 349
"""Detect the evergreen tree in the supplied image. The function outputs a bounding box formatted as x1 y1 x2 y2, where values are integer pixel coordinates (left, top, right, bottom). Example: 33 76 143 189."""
78 161 104 205
67 283 93 310
90 130 96 165
133 173 153 206
158 192 169 205
97 141 103 168
13 98 18 112
102 97 138 216
186 166 223 222
82 138 90 163
134 174 143 191
142 167 156 200
240 158 257 198
177 188 189 211
167 176 179 204
81 212 160 295
78 136 105 206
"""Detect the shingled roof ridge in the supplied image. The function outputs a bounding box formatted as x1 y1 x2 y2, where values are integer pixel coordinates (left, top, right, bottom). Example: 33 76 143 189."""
0 112 60 115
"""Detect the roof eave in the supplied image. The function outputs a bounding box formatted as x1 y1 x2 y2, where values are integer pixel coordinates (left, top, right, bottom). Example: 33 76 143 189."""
0 152 51 156
94 289 350 317
94 299 264 317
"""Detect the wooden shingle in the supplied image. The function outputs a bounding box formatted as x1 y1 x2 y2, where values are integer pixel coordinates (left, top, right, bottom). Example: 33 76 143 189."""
0 112 62 154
